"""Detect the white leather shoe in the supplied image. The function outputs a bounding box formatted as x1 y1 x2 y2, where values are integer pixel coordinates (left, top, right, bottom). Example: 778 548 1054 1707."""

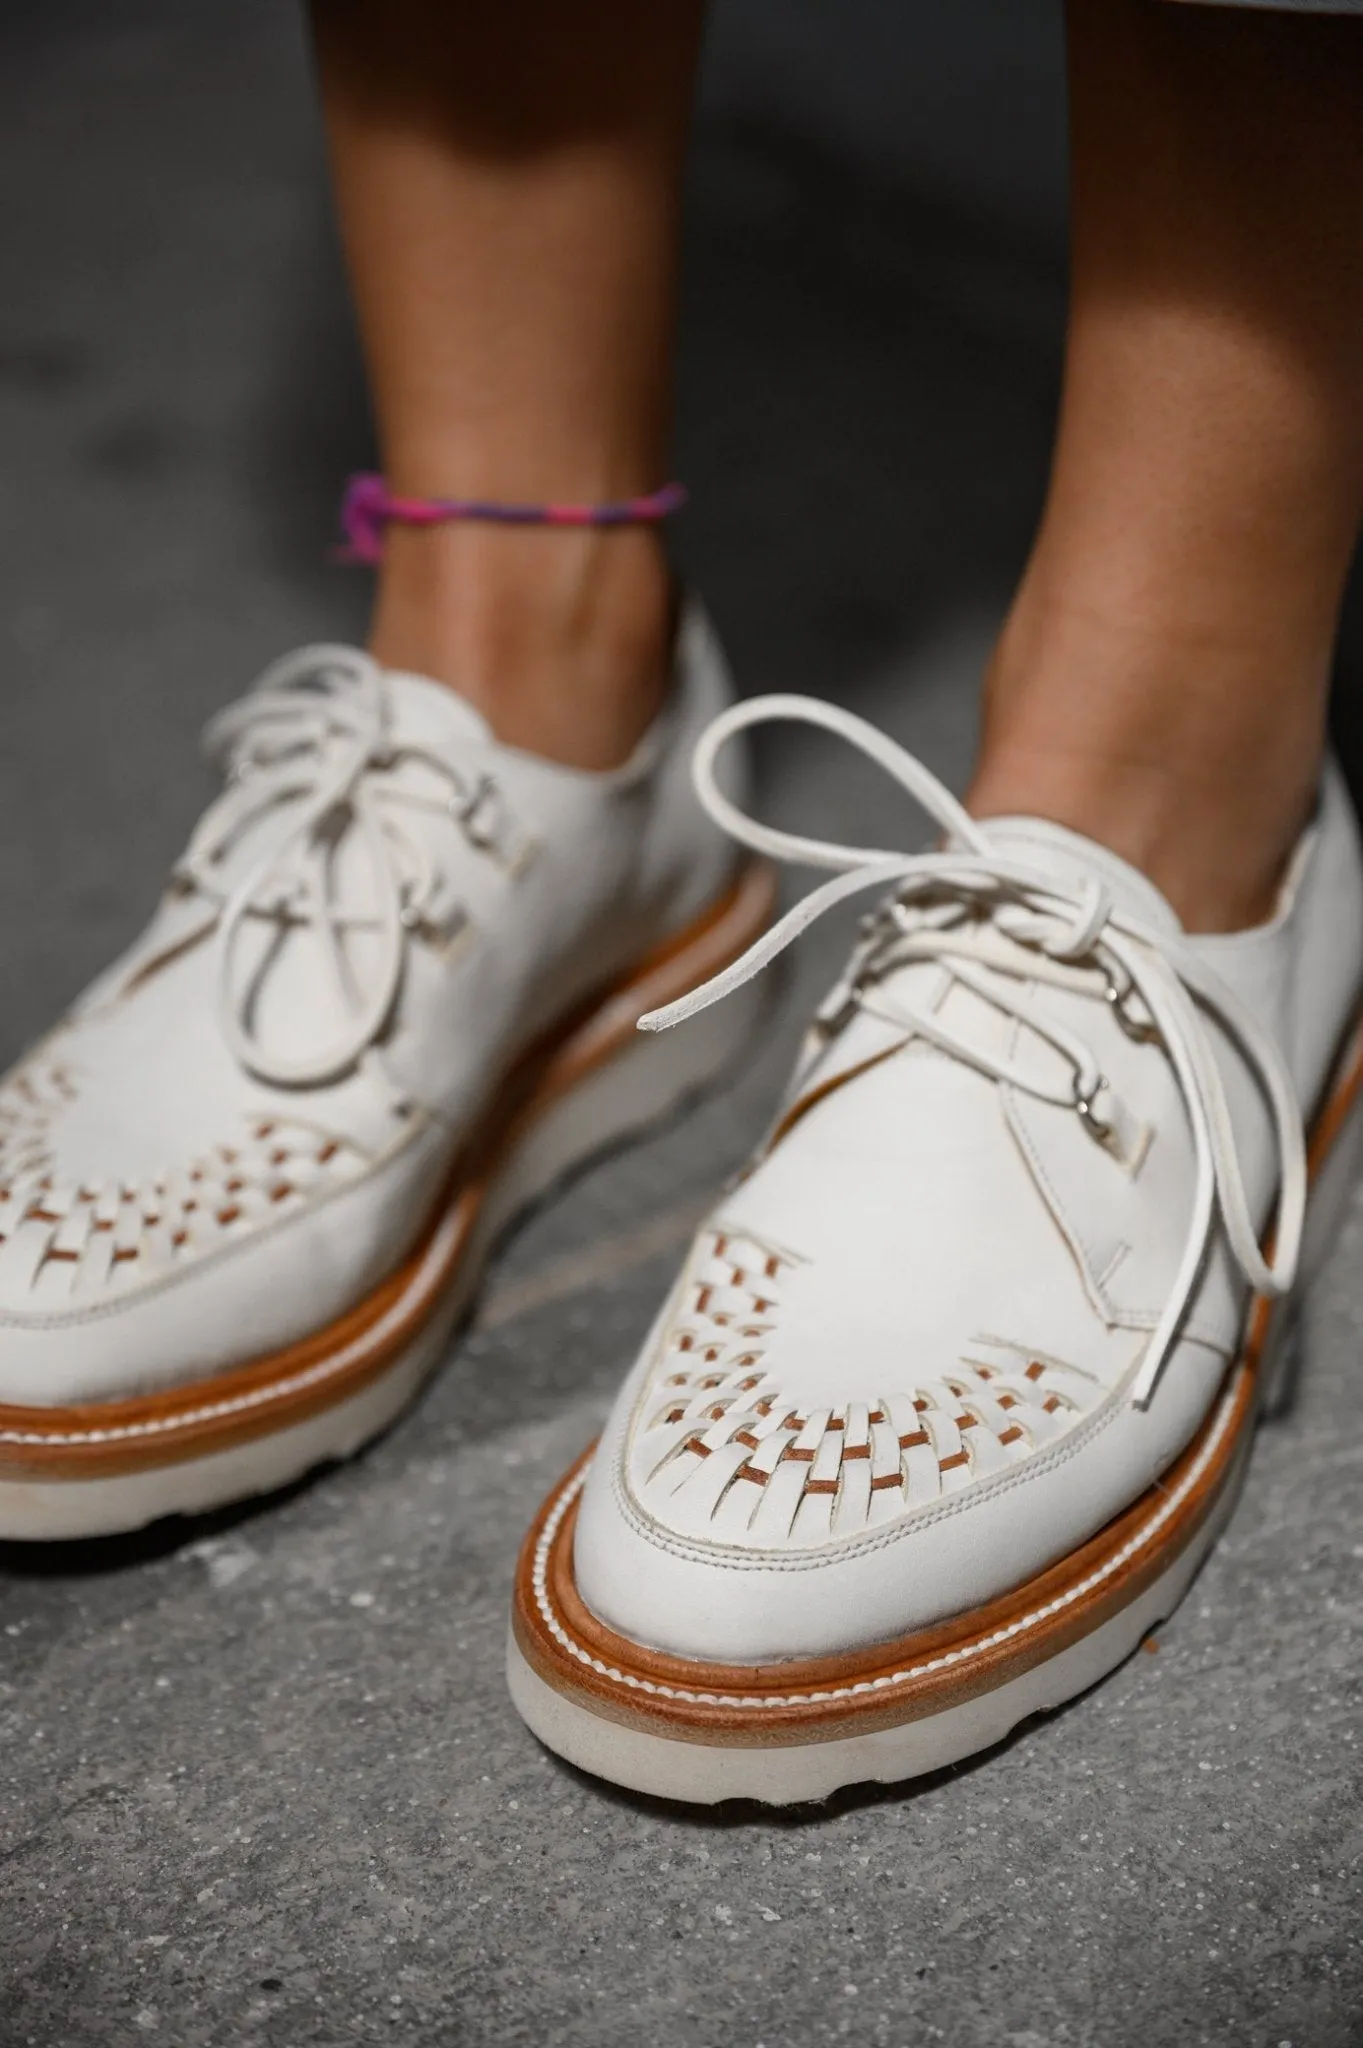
511 695 1363 1804
0 603 774 1538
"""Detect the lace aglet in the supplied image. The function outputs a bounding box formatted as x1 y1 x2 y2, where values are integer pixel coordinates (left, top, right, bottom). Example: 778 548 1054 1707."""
637 947 764 1034
1129 1346 1165 1410
637 1000 686 1034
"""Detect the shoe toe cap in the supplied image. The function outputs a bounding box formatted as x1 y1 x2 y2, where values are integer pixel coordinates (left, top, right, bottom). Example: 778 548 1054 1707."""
0 1122 451 1407
570 1330 1230 1667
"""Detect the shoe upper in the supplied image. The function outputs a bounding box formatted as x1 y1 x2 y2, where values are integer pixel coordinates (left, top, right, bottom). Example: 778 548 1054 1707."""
573 696 1363 1663
0 603 739 1405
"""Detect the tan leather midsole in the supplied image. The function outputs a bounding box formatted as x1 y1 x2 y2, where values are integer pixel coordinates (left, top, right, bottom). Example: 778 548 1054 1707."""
0 862 778 1482
512 1010 1363 1746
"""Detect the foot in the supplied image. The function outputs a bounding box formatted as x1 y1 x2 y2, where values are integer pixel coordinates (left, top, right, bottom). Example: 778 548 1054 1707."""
0 603 774 1539
510 695 1363 1804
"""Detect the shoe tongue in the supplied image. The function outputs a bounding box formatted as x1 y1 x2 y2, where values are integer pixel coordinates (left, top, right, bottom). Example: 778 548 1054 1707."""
381 665 496 754
978 815 1182 935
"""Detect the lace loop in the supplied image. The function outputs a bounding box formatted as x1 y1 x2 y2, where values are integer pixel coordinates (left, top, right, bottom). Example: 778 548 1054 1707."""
642 694 1307 1408
177 647 511 1089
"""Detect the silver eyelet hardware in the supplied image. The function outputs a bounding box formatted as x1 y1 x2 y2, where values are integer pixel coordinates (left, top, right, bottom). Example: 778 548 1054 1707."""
1074 1076 1114 1142
452 774 503 852
1104 974 1160 1045
399 896 464 946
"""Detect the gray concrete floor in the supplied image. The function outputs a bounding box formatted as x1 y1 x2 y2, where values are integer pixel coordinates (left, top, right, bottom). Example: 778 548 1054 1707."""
1 7 1360 2045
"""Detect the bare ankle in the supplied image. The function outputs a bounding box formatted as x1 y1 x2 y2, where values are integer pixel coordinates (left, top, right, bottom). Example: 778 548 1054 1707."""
369 522 673 770
969 740 1317 932
969 602 1327 933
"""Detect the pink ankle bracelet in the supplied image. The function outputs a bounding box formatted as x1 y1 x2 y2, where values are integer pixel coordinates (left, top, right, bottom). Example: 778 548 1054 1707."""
338 472 688 565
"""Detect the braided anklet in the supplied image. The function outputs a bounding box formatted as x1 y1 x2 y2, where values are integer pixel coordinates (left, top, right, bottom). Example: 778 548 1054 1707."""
338 471 688 565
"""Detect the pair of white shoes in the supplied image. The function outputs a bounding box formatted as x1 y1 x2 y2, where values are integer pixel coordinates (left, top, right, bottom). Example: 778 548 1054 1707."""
3 607 1360 1806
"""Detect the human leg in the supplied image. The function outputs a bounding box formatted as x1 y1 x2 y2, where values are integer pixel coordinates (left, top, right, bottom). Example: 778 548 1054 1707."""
0 1 778 1538
512 0 1363 1798
311 0 705 768
971 0 1363 930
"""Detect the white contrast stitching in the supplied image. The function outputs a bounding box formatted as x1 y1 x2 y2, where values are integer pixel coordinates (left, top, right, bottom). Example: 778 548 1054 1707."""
531 1376 1242 1710
0 1196 464 1447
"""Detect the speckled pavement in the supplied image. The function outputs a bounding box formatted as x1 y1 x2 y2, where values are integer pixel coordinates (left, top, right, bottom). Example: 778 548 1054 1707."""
0 7 1359 2045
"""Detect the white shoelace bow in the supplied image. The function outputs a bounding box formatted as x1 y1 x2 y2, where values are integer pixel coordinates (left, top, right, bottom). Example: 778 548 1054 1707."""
176 646 515 1089
640 694 1307 1407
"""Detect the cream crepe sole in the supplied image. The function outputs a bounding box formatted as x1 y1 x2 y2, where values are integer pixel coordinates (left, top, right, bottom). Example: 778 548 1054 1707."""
508 1010 1363 1806
0 864 776 1541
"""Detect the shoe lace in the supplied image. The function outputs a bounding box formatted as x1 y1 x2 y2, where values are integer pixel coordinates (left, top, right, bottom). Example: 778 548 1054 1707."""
640 694 1307 1408
174 645 524 1090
